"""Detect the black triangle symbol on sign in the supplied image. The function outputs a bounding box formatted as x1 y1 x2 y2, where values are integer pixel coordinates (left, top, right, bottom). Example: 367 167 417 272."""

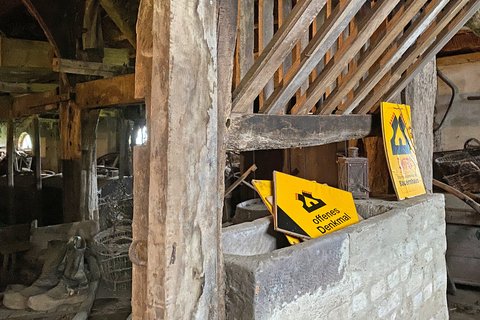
277 206 309 238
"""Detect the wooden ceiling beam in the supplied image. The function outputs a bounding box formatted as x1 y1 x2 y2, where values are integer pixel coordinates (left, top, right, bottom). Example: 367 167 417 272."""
292 0 401 115
262 0 364 115
226 113 373 151
99 0 138 48
232 0 327 114
76 73 141 109
0 81 58 93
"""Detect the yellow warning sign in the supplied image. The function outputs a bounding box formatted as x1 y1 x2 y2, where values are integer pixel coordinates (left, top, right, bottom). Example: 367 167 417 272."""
252 180 301 245
381 102 426 200
273 171 360 239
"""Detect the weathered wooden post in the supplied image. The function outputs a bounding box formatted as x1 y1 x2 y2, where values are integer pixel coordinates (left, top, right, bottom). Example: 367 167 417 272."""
140 1 222 319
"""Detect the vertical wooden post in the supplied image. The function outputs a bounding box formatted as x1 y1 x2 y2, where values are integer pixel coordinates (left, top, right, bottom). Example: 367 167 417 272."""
60 101 82 222
80 110 100 222
146 1 219 318
33 116 42 191
131 145 149 319
403 59 437 193
7 118 15 225
118 117 130 179
132 0 152 318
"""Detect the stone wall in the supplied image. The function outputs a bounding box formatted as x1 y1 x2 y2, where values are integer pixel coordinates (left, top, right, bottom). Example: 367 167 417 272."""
223 194 447 320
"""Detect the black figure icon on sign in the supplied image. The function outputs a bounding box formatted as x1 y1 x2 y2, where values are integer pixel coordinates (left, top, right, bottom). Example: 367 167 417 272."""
390 115 412 155
296 192 326 213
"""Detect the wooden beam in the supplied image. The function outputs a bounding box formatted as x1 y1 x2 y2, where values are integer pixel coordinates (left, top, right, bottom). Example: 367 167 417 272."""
12 92 70 118
33 115 42 191
131 146 149 320
0 81 58 94
382 0 480 106
0 36 53 69
99 0 138 48
0 95 12 120
293 0 401 115
7 118 15 224
232 0 327 113
263 0 364 114
134 0 153 100
341 0 451 115
226 113 374 151
357 0 475 114
147 0 220 318
52 58 127 77
318 0 430 115
75 74 141 109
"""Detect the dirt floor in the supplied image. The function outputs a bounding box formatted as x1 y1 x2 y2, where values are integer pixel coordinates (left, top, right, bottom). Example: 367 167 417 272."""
448 285 480 320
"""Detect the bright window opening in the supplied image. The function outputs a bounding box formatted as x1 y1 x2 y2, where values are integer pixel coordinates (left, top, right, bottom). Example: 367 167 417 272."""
135 126 147 145
18 132 32 151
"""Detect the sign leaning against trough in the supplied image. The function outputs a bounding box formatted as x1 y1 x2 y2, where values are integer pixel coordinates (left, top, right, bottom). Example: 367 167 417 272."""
252 179 301 245
273 171 361 240
380 102 426 200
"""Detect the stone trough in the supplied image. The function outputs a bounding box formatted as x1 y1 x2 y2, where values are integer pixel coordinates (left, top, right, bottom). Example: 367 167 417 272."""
222 194 448 320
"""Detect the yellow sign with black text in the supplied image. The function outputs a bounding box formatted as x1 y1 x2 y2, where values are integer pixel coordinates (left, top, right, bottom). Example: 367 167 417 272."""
252 180 301 245
381 102 426 200
273 171 360 239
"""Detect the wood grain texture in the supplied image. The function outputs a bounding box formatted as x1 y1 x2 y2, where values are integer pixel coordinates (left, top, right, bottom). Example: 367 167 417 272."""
131 146 149 320
233 0 327 113
295 0 401 115
226 113 373 151
381 0 480 106
76 74 141 109
147 1 220 319
320 0 430 115
356 0 471 114
134 0 153 99
404 59 436 193
264 0 364 114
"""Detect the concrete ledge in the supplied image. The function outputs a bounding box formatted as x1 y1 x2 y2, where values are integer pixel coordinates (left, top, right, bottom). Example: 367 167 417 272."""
223 194 447 320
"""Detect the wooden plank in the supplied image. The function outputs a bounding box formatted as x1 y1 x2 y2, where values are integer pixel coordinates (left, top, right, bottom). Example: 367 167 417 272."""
364 136 391 196
258 0 275 102
147 0 220 318
216 1 237 314
263 0 364 114
319 0 430 115
99 0 138 48
12 92 70 118
232 0 327 113
226 113 373 151
0 36 53 69
404 59 437 193
76 74 141 109
131 146 149 320
33 115 42 191
134 0 153 100
60 101 82 160
52 58 126 77
0 81 58 93
80 110 100 222
0 95 12 120
7 118 15 224
355 0 471 114
237 0 255 78
293 0 401 115
437 52 480 66
380 0 480 108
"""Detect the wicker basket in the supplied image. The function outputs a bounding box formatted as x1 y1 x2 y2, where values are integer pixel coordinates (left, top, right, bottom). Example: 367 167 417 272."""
92 224 132 291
